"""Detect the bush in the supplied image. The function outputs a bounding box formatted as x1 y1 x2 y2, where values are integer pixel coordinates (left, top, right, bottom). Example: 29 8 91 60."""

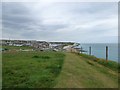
32 55 39 58
32 55 50 59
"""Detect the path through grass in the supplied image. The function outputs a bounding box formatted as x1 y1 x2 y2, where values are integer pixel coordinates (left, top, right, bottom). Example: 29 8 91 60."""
55 53 118 88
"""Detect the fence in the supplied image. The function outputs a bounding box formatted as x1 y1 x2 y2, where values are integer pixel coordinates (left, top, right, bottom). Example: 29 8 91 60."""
80 46 109 62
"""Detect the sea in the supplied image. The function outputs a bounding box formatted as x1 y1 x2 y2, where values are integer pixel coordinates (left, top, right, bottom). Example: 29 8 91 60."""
79 43 118 62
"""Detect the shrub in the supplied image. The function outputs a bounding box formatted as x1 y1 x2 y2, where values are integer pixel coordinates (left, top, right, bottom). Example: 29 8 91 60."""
32 55 50 59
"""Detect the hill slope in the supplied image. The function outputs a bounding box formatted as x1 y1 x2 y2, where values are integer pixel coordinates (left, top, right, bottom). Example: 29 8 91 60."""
55 53 118 88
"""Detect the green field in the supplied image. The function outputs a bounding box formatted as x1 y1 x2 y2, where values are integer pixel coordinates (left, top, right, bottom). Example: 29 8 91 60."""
2 45 33 50
3 51 65 88
0 50 2 89
2 46 119 88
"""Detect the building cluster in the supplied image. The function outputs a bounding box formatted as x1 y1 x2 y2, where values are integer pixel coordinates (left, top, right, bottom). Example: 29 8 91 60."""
0 39 82 53
1 40 36 46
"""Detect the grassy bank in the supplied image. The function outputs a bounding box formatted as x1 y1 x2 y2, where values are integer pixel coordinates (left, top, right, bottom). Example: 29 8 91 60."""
79 53 119 72
55 53 118 88
3 51 65 88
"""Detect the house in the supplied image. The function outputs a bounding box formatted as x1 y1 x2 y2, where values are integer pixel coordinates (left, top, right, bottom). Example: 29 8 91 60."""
49 44 64 51
33 41 50 51
1 39 37 46
1 39 12 46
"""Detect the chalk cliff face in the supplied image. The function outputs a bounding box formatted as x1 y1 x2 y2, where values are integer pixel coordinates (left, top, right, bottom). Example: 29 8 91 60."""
63 45 80 53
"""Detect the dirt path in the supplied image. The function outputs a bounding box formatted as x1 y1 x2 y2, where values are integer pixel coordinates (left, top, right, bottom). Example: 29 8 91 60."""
54 53 118 88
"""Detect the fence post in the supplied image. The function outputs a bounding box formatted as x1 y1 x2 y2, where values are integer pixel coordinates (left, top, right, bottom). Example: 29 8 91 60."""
106 46 108 62
89 46 91 55
81 47 82 54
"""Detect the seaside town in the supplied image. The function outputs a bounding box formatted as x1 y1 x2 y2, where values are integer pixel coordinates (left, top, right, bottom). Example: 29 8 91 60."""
0 39 84 53
1 39 119 88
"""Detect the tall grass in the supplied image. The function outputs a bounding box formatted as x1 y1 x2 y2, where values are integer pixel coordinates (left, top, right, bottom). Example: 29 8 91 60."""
79 53 119 72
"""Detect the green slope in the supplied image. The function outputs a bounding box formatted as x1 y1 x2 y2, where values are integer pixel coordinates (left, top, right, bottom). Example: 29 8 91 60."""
2 51 65 88
54 53 118 88
2 47 118 88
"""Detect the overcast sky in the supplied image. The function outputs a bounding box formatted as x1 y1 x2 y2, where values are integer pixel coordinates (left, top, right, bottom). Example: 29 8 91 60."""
2 2 118 43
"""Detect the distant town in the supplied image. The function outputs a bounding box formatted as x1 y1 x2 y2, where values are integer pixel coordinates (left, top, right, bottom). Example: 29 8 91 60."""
0 39 84 53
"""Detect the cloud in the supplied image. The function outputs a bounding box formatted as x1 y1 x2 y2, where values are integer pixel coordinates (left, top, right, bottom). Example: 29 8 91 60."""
2 2 118 43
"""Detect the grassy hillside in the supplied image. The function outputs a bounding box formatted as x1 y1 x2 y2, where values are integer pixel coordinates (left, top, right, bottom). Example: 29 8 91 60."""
2 51 65 88
2 46 118 88
55 53 118 88
0 51 2 89
80 53 119 72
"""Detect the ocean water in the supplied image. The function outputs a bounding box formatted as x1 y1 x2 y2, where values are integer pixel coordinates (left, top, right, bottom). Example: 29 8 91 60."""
79 43 118 62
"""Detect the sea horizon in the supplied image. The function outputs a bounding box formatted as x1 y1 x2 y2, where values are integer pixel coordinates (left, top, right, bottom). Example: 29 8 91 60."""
79 43 118 62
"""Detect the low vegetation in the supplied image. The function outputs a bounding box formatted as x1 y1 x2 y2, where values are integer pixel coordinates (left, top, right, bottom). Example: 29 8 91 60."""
2 51 65 88
2 46 119 88
55 53 118 88
2 45 33 50
80 53 119 72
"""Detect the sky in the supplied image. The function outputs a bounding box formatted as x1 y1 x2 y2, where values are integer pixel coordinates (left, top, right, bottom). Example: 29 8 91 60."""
2 2 118 43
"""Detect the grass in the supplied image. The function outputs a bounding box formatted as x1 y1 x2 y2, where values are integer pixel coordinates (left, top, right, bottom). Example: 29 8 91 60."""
2 45 33 50
2 51 65 88
80 53 119 72
0 51 2 89
55 53 118 88
2 46 119 88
